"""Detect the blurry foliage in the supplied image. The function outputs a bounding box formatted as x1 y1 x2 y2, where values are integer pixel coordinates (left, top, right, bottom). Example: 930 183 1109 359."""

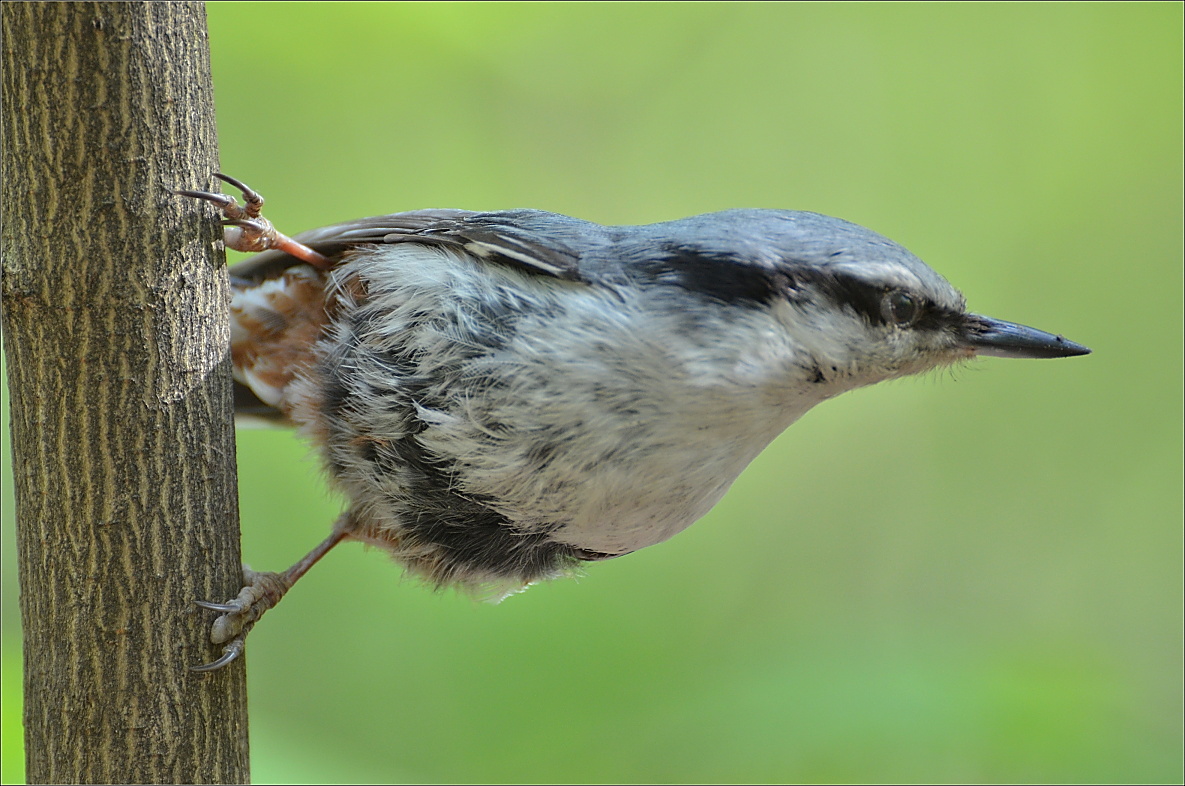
3 3 1182 783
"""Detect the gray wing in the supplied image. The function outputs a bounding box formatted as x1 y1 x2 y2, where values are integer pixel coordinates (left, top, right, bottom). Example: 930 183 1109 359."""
229 209 588 283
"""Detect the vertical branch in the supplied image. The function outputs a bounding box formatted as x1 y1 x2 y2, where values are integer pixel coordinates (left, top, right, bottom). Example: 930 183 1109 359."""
2 2 249 783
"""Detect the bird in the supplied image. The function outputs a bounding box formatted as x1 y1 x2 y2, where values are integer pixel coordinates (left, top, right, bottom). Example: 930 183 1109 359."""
176 173 1090 671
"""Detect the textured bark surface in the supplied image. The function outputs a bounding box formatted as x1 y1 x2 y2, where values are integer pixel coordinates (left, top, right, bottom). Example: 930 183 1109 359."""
2 2 250 783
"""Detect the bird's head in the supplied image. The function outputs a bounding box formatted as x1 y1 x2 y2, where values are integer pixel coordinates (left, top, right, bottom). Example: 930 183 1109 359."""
631 209 1089 391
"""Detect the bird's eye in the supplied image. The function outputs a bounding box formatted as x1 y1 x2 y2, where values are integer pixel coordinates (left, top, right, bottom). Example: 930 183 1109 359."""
882 290 920 327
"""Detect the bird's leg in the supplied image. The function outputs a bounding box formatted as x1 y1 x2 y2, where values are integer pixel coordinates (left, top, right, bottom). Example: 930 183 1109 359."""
173 172 333 270
191 518 350 672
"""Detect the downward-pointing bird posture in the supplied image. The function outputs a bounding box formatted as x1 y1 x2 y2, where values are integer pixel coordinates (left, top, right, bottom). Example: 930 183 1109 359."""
177 174 1090 671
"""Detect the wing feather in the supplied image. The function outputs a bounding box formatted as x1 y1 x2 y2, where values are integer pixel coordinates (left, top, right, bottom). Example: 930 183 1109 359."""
229 209 585 283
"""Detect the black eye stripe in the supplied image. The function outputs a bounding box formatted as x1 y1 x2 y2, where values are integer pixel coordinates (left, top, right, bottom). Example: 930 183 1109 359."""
790 270 895 325
644 249 961 332
648 247 786 305
653 248 909 316
790 270 963 331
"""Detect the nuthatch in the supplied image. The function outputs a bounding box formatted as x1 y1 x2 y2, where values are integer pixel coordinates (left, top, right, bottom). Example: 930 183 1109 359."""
177 174 1090 671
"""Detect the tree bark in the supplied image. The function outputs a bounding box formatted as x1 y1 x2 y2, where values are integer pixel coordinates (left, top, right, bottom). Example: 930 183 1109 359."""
2 2 250 783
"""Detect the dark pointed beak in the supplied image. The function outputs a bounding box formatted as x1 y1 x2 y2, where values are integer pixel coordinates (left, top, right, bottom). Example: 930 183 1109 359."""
961 314 1091 359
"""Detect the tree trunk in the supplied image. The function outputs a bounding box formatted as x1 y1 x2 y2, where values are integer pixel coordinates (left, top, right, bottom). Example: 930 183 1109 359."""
2 2 250 782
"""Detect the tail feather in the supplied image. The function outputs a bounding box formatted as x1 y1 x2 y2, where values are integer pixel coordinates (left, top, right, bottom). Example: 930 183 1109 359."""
229 264 329 422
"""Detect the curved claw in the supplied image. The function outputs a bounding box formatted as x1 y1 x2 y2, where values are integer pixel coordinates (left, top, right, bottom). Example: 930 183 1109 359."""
173 188 237 208
190 637 245 673
194 598 246 613
214 172 259 198
173 174 261 221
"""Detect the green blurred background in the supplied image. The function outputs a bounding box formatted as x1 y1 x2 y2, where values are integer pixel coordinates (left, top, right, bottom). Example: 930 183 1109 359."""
3 2 1182 782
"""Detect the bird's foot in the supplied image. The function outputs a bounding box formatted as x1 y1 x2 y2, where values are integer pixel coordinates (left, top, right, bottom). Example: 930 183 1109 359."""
191 566 291 673
190 528 349 672
173 173 331 269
